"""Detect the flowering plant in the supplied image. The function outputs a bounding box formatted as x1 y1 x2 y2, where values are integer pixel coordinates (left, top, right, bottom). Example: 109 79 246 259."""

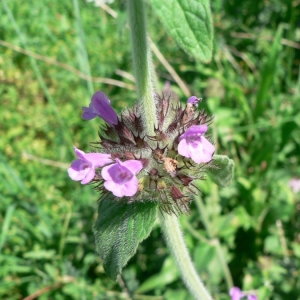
68 0 235 299
69 89 234 289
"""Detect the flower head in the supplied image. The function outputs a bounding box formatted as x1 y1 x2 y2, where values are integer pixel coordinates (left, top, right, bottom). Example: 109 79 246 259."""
68 147 112 184
101 159 143 197
82 91 118 125
71 91 216 214
178 125 215 164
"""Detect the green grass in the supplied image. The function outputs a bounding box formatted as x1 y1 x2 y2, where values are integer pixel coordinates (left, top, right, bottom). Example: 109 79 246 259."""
0 0 300 299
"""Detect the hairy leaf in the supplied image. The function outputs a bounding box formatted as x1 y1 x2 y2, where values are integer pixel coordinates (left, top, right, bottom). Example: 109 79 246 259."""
208 155 234 187
93 198 158 280
149 0 213 62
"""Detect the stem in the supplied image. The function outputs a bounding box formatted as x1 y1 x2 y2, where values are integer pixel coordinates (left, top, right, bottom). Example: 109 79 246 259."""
194 194 214 237
127 0 156 134
213 239 234 289
159 213 213 300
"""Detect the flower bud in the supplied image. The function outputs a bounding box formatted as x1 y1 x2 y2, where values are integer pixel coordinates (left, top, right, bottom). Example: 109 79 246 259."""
82 91 118 125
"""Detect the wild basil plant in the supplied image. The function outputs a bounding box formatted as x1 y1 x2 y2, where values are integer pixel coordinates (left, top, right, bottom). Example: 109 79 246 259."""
68 1 234 299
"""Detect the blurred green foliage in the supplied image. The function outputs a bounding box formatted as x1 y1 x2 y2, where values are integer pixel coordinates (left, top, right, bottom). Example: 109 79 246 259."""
0 0 300 299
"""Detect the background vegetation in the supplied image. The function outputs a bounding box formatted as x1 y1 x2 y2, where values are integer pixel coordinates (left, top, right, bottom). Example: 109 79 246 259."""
1 0 299 299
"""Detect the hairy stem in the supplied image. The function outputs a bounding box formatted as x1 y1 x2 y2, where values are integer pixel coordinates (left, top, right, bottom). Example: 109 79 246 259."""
127 0 156 134
159 213 213 300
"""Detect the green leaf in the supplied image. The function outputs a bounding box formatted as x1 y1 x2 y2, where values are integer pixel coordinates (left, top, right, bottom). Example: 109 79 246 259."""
0 204 15 254
23 249 56 260
149 0 213 62
93 198 158 280
254 25 283 120
136 257 179 293
207 155 234 187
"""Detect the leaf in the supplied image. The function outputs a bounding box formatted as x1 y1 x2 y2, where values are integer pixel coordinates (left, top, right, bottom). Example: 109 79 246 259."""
136 257 179 293
254 25 283 120
23 249 56 260
149 0 213 62
193 242 216 271
208 155 234 187
93 198 158 280
0 204 15 254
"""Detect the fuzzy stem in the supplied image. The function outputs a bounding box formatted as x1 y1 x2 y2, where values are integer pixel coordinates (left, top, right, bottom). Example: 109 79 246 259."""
127 0 156 134
159 213 213 300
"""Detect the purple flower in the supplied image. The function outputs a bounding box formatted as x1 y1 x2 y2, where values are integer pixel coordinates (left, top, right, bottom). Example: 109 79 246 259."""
187 96 201 107
230 287 258 300
82 91 118 125
230 287 245 300
288 178 300 193
101 158 143 197
178 125 215 164
68 147 112 184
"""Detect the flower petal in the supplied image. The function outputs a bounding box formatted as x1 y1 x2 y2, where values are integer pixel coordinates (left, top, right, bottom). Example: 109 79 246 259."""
74 147 87 160
91 91 111 107
104 176 139 197
104 180 123 197
229 287 245 300
187 96 201 106
101 159 142 197
122 160 143 175
178 139 191 158
82 109 97 120
81 168 95 184
101 164 114 181
200 136 215 161
123 177 139 196
106 161 133 184
84 153 112 167
187 96 198 103
189 137 215 164
90 91 118 125
178 125 214 164
188 124 208 135
74 147 112 167
178 125 208 141
68 159 90 181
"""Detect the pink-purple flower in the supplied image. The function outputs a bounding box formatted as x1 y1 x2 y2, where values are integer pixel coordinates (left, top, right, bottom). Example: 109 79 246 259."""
230 287 245 300
178 125 215 164
230 287 258 300
101 158 143 197
82 91 118 125
187 96 201 107
288 178 300 193
68 147 112 184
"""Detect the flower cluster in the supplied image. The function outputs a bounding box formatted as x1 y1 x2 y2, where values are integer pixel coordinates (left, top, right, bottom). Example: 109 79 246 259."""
68 91 215 214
